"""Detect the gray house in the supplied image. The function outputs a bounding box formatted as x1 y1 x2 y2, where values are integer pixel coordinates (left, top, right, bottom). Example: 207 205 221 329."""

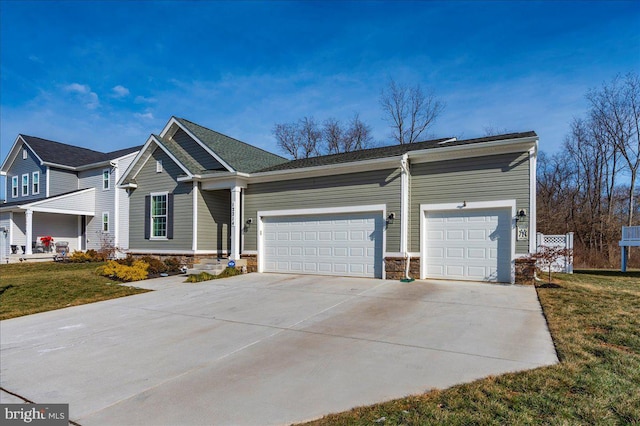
120 117 537 283
0 135 141 261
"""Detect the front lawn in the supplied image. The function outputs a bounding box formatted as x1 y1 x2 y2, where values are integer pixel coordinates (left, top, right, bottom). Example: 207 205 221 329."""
0 262 149 320
303 271 640 425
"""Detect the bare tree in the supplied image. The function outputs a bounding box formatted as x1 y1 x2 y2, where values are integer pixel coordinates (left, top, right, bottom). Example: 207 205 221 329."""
273 123 302 159
380 79 445 144
298 117 322 159
323 118 343 155
587 72 640 227
344 113 373 152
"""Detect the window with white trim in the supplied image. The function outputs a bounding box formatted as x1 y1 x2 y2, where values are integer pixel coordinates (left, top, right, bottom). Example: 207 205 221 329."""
32 172 40 195
102 212 109 232
11 176 18 198
22 174 29 196
151 193 167 238
22 148 27 160
156 160 163 173
103 169 110 190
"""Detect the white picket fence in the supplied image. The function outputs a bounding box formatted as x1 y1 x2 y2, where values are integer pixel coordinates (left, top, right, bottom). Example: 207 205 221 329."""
536 232 574 274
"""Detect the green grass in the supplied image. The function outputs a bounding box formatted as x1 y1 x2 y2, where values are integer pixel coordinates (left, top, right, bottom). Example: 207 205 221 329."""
0 262 149 320
302 272 640 425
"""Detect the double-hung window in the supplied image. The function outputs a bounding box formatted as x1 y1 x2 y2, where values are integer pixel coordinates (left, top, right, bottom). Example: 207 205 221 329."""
145 192 173 240
11 176 18 198
151 193 167 238
103 169 110 190
22 174 29 196
32 172 40 195
102 212 109 232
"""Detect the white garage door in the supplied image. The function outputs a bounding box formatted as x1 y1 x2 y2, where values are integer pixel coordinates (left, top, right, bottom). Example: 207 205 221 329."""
262 212 383 278
424 208 512 282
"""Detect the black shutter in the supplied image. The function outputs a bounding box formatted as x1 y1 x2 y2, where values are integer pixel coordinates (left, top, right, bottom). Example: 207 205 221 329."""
144 195 150 239
167 193 174 239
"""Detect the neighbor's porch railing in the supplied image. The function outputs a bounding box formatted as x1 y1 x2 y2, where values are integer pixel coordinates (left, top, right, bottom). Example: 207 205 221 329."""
619 226 640 272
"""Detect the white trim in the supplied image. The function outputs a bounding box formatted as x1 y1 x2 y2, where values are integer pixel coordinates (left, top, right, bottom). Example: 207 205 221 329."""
192 182 198 251
400 153 409 254
0 136 45 173
78 216 82 252
119 135 194 184
420 200 516 283
528 145 537 253
21 174 29 196
31 171 40 195
113 161 119 247
9 212 13 245
126 249 226 255
19 188 95 208
230 186 242 260
160 117 235 173
242 250 258 255
25 209 33 255
156 159 163 173
24 207 95 216
45 166 50 197
200 177 248 190
149 191 169 240
408 136 538 165
257 204 387 278
11 176 18 198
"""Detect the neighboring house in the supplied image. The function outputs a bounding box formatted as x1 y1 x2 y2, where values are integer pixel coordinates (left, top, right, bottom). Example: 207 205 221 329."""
120 117 537 283
0 135 141 261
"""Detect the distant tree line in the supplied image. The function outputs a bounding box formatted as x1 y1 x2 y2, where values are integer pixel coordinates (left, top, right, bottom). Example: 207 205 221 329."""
537 72 640 268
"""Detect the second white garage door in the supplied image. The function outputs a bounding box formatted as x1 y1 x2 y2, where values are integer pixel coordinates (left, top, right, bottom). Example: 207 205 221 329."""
423 208 512 282
262 212 383 278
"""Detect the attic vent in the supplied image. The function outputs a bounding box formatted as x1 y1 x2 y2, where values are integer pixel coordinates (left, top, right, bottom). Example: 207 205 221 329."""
22 148 28 159
438 138 457 145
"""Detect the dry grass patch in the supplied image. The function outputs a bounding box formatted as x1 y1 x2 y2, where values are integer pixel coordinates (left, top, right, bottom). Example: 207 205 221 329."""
0 262 149 320
302 271 640 425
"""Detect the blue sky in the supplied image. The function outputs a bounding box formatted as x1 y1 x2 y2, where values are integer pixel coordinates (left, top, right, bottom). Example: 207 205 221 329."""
1 0 639 198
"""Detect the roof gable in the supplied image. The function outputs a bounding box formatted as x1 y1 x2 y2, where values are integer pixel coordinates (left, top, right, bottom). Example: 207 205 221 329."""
173 118 288 173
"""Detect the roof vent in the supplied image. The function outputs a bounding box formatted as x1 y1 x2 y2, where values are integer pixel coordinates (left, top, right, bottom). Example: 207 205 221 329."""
438 137 457 145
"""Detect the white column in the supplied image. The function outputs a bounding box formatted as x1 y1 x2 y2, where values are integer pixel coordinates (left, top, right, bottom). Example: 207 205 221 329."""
400 154 409 254
25 209 33 255
230 186 241 260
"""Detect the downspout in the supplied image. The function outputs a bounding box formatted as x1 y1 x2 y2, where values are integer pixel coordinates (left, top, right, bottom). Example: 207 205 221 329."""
400 153 414 282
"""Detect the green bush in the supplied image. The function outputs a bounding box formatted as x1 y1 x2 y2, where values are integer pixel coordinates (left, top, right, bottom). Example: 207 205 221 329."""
97 260 149 282
139 256 167 275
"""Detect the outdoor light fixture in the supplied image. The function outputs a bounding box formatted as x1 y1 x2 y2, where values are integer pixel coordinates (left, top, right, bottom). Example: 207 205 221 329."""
246 218 253 225
387 212 396 225
515 209 527 222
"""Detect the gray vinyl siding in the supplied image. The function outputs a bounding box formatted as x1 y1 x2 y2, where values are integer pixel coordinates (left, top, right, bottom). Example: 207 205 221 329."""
197 187 231 252
128 148 193 251
5 146 47 202
49 168 79 196
243 168 402 252
116 154 137 250
173 129 226 171
11 212 26 246
410 152 531 254
79 168 114 251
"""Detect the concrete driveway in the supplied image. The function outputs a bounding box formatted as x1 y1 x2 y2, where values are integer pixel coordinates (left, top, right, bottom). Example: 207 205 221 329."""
1 274 557 425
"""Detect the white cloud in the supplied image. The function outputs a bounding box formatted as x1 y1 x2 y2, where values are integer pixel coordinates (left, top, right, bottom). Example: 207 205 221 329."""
134 112 154 120
63 83 99 109
111 85 130 98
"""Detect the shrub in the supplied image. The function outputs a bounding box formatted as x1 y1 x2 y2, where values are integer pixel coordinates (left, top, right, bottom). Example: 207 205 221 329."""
139 256 167 275
163 257 183 273
116 254 136 266
68 250 93 263
97 260 149 282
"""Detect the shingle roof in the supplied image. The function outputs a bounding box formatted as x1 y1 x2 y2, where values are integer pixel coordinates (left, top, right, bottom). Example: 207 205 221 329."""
154 135 205 175
20 135 142 168
175 118 288 173
257 131 537 172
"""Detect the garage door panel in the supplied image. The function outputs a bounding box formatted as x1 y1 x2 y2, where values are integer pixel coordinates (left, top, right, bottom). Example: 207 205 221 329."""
263 212 383 278
424 208 511 283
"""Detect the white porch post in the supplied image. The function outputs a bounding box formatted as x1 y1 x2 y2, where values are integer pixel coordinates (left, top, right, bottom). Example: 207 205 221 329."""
230 186 241 260
400 153 409 255
25 209 33 255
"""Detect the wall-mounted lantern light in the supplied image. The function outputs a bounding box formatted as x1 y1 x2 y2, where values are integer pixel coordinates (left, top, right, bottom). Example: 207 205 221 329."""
515 209 527 223
386 212 396 225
